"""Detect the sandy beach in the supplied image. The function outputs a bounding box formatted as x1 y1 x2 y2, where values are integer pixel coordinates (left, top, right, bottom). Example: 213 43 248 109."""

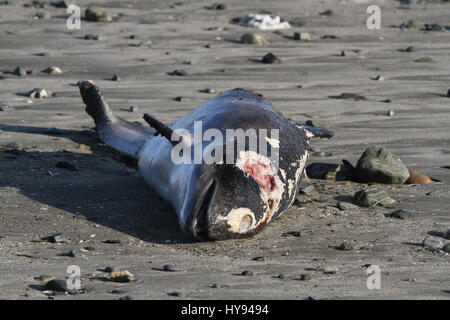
0 0 449 299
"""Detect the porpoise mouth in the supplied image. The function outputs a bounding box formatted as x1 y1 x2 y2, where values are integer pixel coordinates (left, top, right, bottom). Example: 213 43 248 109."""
189 179 217 240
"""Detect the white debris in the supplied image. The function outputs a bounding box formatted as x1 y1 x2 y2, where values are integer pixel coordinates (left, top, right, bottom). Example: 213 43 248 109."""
239 14 291 30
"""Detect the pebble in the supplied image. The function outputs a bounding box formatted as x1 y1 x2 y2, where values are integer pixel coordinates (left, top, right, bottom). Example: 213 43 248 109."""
335 241 354 251
355 147 410 184
37 275 55 282
0 104 9 112
337 201 357 211
42 66 62 75
443 243 450 253
444 228 450 240
316 265 339 274
300 185 315 195
45 233 68 243
104 266 117 273
293 32 311 41
200 88 216 94
136 40 152 47
168 291 185 297
373 75 384 81
391 209 411 220
85 6 112 22
44 279 78 294
299 274 312 281
109 270 136 282
422 23 445 32
84 34 104 40
241 270 254 276
28 88 51 99
283 231 301 237
68 249 85 258
340 49 363 57
277 274 286 279
337 92 367 101
163 264 180 272
102 239 121 244
241 33 268 45
170 69 188 76
7 29 15 34
422 236 443 251
111 73 120 81
354 189 395 207
119 295 134 300
209 3 227 10
401 46 416 52
415 57 435 63
262 52 281 64
35 12 51 19
387 110 395 116
174 96 184 102
128 105 138 112
319 9 333 16
252 256 265 261
13 66 26 76
56 161 79 171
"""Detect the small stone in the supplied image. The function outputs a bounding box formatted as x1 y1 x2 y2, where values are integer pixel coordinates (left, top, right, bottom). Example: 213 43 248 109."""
241 270 254 276
447 89 450 97
319 9 333 16
283 231 301 237
400 20 420 30
337 202 357 211
277 274 286 279
170 69 188 76
415 57 435 63
241 33 268 45
444 228 450 240
340 49 363 57
210 3 227 10
0 104 9 112
252 256 265 261
422 236 443 251
13 66 26 76
168 291 185 297
37 275 55 282
111 73 120 81
53 0 73 8
317 265 339 274
355 147 410 184
293 32 311 41
337 92 367 101
163 264 179 272
119 295 134 300
56 161 79 171
306 162 354 181
84 34 101 40
45 233 68 243
335 242 354 251
200 88 216 94
444 243 450 253
136 40 152 47
262 52 281 64
387 110 395 116
374 75 384 81
68 249 85 258
299 274 312 281
44 279 78 294
109 270 136 282
174 96 184 102
391 209 410 220
28 88 51 99
354 189 395 208
42 66 62 75
35 12 51 19
102 239 121 244
300 185 315 195
104 266 117 273
85 7 112 22
128 105 138 112
422 23 445 32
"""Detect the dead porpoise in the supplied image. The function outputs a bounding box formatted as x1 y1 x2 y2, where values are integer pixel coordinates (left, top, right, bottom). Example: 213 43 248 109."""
79 80 332 240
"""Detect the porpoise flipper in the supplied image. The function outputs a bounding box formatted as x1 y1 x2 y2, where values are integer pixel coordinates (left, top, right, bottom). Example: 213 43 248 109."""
79 80 154 158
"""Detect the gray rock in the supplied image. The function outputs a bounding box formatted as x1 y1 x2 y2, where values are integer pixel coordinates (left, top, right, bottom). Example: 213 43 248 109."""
444 243 450 253
335 242 354 251
45 233 68 243
13 66 26 76
337 92 367 100
262 53 281 64
241 270 254 276
391 209 410 220
0 104 9 111
163 264 180 272
316 265 339 274
277 274 286 279
111 73 120 81
44 279 78 294
53 0 73 8
200 88 216 94
300 185 315 195
299 274 312 281
68 249 85 258
128 105 138 112
169 69 188 76
306 162 354 181
355 147 410 184
444 228 450 240
337 201 357 211
422 236 443 251
422 23 445 31
354 189 395 207
85 6 112 22
241 33 268 45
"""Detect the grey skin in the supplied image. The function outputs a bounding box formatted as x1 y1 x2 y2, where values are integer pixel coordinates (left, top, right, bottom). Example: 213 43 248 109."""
79 80 332 240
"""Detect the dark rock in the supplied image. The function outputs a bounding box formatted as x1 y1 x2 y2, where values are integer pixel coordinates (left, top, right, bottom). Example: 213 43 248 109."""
168 291 185 297
241 270 254 276
319 9 333 16
102 239 121 244
252 256 265 261
111 73 120 81
0 104 9 112
354 189 395 207
262 53 281 64
299 274 312 281
391 209 411 220
85 6 112 22
277 274 286 279
119 295 133 300
422 236 443 251
306 161 354 181
56 161 79 171
209 3 227 10
283 231 301 237
337 202 357 211
104 266 117 273
45 127 62 135
44 233 68 243
44 279 78 294
53 0 73 8
128 105 138 112
13 66 26 76
337 92 367 101
163 264 179 272
169 69 188 76
355 147 410 184
335 242 354 251
174 96 184 102
422 23 445 31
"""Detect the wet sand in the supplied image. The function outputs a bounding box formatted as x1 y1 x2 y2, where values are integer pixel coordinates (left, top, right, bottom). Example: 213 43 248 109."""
0 0 449 299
